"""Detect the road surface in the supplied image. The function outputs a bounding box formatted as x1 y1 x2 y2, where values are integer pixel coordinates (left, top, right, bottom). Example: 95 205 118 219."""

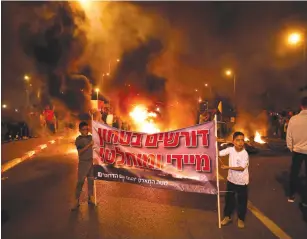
1 138 306 239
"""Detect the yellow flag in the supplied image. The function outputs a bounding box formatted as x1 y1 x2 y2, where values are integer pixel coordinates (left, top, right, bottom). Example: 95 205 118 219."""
218 101 222 113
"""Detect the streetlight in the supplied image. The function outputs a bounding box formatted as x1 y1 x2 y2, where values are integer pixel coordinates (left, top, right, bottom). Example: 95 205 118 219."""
225 70 232 77
204 83 212 94
2 104 7 109
224 69 236 109
95 88 100 110
23 74 31 109
287 32 303 46
286 30 306 80
24 75 30 81
225 69 236 96
287 31 306 57
109 58 120 73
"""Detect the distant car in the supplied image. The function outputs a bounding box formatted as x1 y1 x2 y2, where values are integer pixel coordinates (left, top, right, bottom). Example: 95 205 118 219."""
1 120 29 141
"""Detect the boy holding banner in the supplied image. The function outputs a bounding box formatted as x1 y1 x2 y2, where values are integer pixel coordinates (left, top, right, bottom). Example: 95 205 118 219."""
71 121 95 210
219 132 249 229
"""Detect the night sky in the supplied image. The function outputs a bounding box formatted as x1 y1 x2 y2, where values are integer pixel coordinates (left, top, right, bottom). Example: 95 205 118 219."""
1 1 307 115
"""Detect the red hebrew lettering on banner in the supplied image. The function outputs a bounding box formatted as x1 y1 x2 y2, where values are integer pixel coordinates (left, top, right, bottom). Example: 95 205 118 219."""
92 121 217 194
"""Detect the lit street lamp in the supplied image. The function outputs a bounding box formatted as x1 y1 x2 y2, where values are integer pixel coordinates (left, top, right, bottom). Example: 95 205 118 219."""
287 31 306 57
23 74 31 109
225 70 232 77
95 88 100 110
225 69 236 96
288 32 302 45
24 74 30 81
286 30 306 80
204 83 212 94
225 69 236 108
2 104 7 109
108 58 120 74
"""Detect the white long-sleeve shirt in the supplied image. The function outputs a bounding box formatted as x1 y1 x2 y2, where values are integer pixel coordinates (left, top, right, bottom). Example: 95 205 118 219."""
286 110 307 154
219 147 249 185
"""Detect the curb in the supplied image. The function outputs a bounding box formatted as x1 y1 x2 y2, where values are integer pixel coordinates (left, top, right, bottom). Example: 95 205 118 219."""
1 136 64 173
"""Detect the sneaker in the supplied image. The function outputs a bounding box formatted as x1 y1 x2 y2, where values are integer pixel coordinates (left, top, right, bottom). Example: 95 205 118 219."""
88 196 95 205
238 219 245 229
71 199 80 211
221 216 232 226
288 196 295 203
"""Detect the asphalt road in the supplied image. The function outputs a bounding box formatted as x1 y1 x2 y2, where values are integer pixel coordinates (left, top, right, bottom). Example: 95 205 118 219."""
1 139 306 239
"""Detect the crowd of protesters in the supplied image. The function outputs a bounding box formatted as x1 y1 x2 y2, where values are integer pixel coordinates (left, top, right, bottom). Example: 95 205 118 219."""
1 104 136 142
95 107 131 131
269 111 297 139
1 105 58 142
196 104 299 140
2 103 296 142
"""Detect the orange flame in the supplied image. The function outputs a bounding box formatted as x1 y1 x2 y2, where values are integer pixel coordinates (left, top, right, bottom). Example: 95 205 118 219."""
254 131 265 144
129 105 160 133
78 0 91 9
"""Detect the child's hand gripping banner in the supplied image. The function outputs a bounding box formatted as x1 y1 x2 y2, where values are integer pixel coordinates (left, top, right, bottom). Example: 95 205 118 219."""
92 121 217 194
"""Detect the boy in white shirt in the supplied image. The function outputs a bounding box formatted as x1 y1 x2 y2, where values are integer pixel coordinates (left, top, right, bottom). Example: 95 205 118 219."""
219 132 249 229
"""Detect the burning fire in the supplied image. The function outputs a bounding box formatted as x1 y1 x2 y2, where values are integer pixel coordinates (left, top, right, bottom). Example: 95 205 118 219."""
78 0 91 9
254 131 266 144
129 105 160 133
244 137 250 142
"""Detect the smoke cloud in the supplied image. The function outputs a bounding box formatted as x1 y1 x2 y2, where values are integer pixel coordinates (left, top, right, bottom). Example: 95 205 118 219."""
2 1 307 130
